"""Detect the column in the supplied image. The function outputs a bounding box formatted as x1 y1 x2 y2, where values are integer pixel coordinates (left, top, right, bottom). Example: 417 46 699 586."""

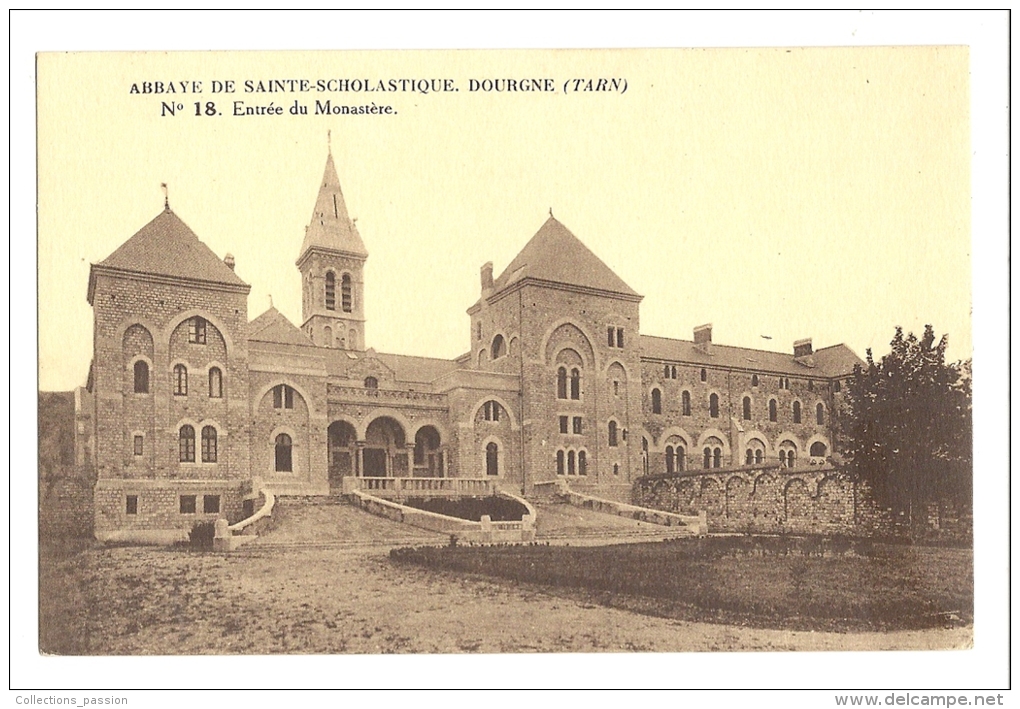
405 443 417 477
355 441 365 477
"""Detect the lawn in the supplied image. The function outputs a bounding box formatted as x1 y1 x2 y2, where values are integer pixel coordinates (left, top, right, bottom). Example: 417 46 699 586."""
390 537 973 632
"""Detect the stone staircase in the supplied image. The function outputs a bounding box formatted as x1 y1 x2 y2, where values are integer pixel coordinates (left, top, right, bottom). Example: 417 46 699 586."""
244 494 446 551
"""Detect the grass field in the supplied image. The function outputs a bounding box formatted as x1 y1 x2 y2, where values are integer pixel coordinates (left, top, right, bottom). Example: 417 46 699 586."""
391 537 973 632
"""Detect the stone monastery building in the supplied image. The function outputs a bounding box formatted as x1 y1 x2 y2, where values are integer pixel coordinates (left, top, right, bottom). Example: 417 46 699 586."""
82 150 862 541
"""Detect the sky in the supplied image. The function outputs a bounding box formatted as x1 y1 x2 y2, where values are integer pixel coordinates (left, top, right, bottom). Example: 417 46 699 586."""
37 44 971 390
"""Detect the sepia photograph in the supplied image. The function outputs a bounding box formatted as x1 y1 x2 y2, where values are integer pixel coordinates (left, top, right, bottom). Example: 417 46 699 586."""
16 10 1009 697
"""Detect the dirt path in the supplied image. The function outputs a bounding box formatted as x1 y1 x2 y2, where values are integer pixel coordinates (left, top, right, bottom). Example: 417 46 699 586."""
40 544 970 655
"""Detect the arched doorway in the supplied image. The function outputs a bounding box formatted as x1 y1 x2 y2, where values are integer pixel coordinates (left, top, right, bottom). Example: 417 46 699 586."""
364 417 406 477
328 420 357 484
413 426 444 477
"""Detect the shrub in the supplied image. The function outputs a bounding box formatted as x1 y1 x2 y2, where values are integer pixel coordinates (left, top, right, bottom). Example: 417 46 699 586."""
188 521 216 549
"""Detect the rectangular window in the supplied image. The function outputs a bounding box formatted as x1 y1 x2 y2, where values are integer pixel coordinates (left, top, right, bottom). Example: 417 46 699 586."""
559 416 569 434
616 328 624 348
284 385 294 409
188 317 207 344
125 495 138 515
180 495 197 514
608 327 615 347
613 380 620 396
203 495 220 514
572 416 583 434
133 435 144 456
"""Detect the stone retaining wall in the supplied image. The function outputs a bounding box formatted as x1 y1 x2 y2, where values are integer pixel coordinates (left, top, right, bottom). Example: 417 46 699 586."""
633 464 887 535
39 474 94 539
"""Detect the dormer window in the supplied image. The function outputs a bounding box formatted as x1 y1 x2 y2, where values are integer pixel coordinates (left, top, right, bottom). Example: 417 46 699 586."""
364 376 378 390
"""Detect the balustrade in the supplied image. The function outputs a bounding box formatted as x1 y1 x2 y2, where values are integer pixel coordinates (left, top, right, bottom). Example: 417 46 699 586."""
346 476 495 499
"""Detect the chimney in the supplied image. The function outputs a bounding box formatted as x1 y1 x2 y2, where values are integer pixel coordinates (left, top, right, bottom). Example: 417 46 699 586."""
481 262 494 297
694 323 712 345
224 254 236 271
793 338 813 358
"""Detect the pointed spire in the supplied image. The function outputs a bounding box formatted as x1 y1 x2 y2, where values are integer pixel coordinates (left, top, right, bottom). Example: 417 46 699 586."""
298 145 367 260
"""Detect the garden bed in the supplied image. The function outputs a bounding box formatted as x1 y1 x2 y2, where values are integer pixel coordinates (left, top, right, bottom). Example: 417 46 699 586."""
390 536 972 632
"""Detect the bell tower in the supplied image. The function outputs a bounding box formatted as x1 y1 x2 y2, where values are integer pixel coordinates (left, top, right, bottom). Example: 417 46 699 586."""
296 145 368 350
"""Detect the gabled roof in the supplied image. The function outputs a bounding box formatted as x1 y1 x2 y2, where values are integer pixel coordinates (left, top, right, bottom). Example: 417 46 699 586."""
95 208 247 288
248 307 315 347
373 352 462 383
491 216 639 298
639 335 863 378
298 152 367 260
811 344 866 377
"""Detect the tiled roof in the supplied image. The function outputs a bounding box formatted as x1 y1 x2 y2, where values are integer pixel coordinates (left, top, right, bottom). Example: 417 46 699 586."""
248 307 315 347
639 335 863 378
97 208 247 287
811 344 867 377
492 216 638 298
298 152 367 259
373 352 462 383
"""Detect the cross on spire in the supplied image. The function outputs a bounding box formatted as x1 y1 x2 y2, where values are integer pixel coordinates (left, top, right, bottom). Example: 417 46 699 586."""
161 183 169 210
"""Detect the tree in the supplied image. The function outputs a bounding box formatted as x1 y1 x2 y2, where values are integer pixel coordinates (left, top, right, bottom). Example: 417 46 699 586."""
840 325 971 521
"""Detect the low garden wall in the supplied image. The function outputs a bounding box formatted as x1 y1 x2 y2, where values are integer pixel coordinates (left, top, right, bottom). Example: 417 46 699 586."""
633 464 971 542
349 489 536 543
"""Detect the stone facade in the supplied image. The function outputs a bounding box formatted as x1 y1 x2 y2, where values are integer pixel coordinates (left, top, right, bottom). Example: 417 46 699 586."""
80 150 862 542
